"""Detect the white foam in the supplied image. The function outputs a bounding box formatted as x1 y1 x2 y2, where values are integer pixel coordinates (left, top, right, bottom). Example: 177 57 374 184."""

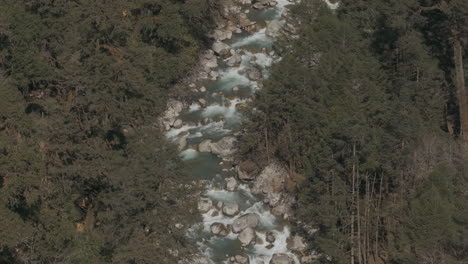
206 189 240 202
167 120 231 141
180 149 199 160
166 124 197 139
201 98 246 121
189 102 202 112
247 202 279 229
253 52 274 68
237 184 257 200
251 226 300 264
232 28 273 48
273 0 293 18
217 67 251 90
199 120 232 136
188 132 203 138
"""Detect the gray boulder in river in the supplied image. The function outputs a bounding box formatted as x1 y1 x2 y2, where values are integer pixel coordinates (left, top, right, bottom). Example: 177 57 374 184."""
222 201 240 217
269 253 293 264
232 213 260 233
238 227 256 246
225 177 238 191
210 222 229 236
212 41 231 56
197 197 213 213
210 136 237 157
230 254 250 264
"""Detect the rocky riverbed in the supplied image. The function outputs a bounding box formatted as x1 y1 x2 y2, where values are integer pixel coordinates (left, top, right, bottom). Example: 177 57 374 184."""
160 0 321 263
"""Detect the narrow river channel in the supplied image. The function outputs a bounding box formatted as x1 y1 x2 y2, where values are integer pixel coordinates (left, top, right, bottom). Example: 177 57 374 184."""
166 1 299 263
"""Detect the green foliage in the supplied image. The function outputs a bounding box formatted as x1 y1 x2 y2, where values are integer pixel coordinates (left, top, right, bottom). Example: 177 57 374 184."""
0 0 212 262
240 0 467 263
392 163 468 263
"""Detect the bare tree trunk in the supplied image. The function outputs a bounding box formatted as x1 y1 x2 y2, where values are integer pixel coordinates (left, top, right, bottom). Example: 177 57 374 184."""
364 174 370 264
357 170 362 264
351 144 356 264
454 39 468 140
375 175 384 262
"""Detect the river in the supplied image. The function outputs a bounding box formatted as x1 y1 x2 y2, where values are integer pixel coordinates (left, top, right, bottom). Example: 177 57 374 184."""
166 1 299 263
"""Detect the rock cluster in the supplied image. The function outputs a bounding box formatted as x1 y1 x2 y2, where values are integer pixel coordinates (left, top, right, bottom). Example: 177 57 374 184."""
162 0 310 262
198 136 237 158
159 100 184 131
251 163 296 218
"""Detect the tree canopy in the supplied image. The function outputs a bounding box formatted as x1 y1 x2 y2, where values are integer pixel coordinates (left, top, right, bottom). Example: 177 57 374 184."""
0 0 215 263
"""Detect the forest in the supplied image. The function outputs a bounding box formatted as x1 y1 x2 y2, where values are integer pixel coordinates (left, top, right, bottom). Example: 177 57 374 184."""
240 0 468 263
1 0 467 263
0 0 216 263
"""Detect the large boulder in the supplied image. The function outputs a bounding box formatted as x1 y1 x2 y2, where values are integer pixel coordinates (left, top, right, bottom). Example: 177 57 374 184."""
252 163 296 218
211 222 229 236
198 140 212 153
198 137 236 157
210 136 237 157
230 255 250 264
266 20 283 38
225 177 238 191
173 119 183 129
269 254 293 264
198 197 213 213
167 100 184 114
287 235 307 252
212 28 233 41
238 227 256 246
232 213 260 233
222 202 240 217
212 41 231 56
237 160 258 181
203 58 218 70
